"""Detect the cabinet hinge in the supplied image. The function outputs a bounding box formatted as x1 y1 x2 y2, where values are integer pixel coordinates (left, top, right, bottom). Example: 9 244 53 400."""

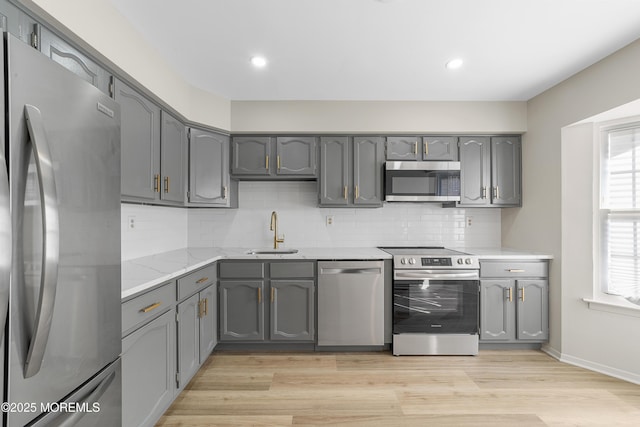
30 24 39 50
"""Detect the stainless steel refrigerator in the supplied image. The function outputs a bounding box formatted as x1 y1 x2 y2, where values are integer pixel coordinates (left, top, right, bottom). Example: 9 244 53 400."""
0 33 122 426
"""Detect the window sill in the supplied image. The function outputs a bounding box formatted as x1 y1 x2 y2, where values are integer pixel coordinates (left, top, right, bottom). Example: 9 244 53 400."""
583 298 640 318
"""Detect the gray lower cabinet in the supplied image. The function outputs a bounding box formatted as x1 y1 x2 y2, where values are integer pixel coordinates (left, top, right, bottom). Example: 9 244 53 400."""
219 261 316 343
188 128 236 207
459 136 521 207
319 136 384 207
177 293 200 390
231 136 317 178
480 260 549 343
122 308 176 427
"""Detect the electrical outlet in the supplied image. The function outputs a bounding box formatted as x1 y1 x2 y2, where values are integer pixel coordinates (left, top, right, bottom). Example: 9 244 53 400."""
128 216 136 230
466 216 472 227
326 215 334 226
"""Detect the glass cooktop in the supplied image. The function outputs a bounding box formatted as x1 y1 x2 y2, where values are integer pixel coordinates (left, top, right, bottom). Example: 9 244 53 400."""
378 247 470 257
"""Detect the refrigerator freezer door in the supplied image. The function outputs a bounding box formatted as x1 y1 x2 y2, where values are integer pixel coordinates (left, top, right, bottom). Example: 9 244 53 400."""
6 34 121 426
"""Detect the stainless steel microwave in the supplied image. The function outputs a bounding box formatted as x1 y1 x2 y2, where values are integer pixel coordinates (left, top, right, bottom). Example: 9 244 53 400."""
385 161 461 202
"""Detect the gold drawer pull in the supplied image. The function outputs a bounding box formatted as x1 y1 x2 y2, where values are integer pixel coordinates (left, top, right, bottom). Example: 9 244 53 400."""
277 155 281 171
265 155 269 170
258 288 262 303
196 277 209 284
140 302 161 313
343 186 348 200
507 269 525 273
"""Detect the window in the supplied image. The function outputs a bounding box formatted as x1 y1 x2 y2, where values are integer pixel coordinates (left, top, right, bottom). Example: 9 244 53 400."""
600 123 640 304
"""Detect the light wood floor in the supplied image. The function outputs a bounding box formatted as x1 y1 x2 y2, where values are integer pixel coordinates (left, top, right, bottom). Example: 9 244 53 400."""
156 350 640 426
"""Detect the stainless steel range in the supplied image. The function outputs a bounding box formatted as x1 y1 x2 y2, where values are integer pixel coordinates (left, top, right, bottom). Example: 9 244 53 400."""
379 247 480 356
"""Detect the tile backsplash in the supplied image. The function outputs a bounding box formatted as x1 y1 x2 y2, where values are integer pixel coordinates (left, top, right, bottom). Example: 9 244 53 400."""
121 181 501 260
187 182 500 250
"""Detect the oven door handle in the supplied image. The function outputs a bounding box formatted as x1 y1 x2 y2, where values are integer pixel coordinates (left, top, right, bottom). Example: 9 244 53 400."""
394 270 479 280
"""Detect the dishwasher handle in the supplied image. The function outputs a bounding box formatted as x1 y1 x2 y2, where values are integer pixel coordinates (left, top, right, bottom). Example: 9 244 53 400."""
320 267 382 275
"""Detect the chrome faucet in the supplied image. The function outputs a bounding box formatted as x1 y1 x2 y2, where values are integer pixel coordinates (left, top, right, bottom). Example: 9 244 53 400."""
270 211 285 249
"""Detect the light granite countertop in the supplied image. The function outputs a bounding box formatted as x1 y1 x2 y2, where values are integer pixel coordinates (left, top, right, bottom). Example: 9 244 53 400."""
122 246 552 300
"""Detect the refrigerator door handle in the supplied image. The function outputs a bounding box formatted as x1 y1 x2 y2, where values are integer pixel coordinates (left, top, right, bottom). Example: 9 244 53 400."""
0 154 9 342
23 104 60 378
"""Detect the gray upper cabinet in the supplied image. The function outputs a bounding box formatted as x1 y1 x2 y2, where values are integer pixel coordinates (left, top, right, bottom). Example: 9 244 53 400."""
115 78 161 202
39 26 112 95
423 136 458 161
160 111 187 204
459 136 521 207
319 136 384 207
386 136 419 160
0 1 39 46
491 136 522 206
276 137 317 176
231 136 317 178
188 128 235 207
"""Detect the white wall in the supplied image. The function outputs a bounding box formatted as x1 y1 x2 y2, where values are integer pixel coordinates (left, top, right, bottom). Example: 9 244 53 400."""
231 101 526 134
23 0 231 130
121 204 188 260
503 38 640 383
188 182 501 249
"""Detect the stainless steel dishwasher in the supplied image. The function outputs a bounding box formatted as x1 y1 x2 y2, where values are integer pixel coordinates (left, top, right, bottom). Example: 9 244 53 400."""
317 261 385 346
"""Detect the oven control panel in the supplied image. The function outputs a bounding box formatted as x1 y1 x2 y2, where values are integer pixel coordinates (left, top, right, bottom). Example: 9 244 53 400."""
395 256 479 269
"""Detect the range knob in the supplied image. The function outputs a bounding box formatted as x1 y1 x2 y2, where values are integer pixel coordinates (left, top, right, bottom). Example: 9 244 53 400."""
408 258 416 265
400 258 407 265
457 258 464 264
465 258 472 265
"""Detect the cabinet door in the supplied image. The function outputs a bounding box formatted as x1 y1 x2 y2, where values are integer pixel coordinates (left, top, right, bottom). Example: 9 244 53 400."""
122 309 175 427
219 281 265 341
491 136 522 206
0 1 39 45
423 136 458 161
39 27 112 95
231 137 271 175
177 294 200 390
353 137 384 206
160 111 186 203
115 78 161 201
189 129 231 206
270 280 315 341
459 136 490 206
199 285 217 363
319 137 350 206
516 280 548 341
480 280 515 341
276 137 317 176
386 136 419 160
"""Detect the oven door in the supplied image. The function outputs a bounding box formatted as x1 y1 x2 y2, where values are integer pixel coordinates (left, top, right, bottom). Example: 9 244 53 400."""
393 271 479 334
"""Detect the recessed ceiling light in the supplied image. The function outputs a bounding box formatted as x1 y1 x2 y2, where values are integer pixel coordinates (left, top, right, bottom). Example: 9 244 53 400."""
445 58 464 70
250 56 267 68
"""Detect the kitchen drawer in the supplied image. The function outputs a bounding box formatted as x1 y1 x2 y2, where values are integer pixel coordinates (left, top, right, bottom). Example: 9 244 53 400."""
177 263 217 300
270 261 315 278
480 261 548 278
219 262 265 279
122 282 175 336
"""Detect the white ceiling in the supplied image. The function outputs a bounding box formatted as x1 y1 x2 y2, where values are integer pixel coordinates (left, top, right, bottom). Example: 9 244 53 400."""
108 0 640 101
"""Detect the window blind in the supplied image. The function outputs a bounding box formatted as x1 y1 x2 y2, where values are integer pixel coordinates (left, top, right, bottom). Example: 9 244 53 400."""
602 126 640 303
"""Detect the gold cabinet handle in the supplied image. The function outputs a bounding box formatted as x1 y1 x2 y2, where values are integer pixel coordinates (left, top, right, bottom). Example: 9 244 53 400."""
482 186 487 199
507 287 513 302
153 174 160 193
343 186 348 200
140 302 161 313
271 287 275 304
196 277 209 284
277 155 281 171
223 186 228 200
520 288 525 302
424 142 428 157
198 299 204 318
205 298 208 316
413 142 418 156
355 185 360 200
164 176 170 193
257 287 262 303
496 186 500 199
265 155 269 170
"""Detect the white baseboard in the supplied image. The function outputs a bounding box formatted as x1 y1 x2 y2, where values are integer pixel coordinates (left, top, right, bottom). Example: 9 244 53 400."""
542 345 640 385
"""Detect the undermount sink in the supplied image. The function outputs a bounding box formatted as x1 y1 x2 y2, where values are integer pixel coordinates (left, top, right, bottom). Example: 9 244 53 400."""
246 248 299 255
